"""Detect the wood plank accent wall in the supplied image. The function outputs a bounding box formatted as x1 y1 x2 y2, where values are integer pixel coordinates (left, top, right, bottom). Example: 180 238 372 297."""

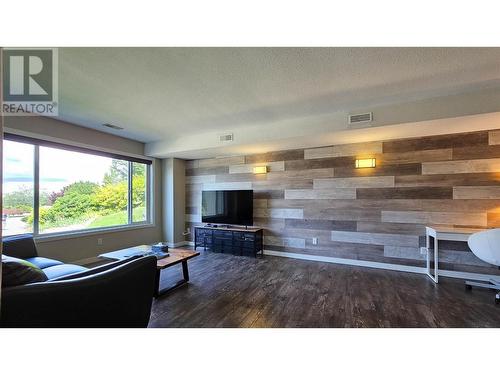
185 129 500 275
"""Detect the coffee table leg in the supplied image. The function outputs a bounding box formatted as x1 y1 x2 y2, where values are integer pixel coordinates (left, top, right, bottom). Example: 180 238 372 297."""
182 260 189 281
155 261 190 298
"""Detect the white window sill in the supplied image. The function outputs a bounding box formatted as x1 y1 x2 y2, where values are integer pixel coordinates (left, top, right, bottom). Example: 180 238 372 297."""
34 222 156 243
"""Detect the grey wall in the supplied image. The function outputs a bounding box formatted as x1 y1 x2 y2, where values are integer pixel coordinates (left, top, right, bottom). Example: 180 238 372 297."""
4 116 163 263
5 116 144 155
162 158 186 245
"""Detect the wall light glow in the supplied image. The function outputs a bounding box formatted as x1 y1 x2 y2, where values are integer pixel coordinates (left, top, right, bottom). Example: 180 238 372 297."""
253 166 268 174
355 158 376 168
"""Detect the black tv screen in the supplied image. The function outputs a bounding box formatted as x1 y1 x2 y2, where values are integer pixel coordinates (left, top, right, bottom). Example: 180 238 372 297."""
202 190 253 226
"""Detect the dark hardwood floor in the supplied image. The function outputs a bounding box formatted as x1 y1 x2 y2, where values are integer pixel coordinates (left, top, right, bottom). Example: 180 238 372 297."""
149 251 500 328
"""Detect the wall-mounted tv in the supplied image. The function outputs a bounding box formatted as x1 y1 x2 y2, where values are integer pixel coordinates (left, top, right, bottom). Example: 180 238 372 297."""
202 190 253 226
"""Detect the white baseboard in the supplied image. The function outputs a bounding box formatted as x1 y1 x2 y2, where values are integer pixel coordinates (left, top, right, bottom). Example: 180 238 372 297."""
264 249 426 274
437 269 499 282
263 249 498 282
185 242 496 281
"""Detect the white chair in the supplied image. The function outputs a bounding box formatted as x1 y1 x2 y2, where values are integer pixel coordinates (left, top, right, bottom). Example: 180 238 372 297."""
466 228 500 304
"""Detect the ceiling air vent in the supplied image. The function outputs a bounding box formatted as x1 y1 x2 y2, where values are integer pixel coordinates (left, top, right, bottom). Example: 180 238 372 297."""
348 112 373 124
103 123 124 130
219 133 234 142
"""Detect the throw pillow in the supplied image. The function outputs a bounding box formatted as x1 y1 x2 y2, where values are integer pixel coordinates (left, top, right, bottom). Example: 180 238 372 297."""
1 255 48 287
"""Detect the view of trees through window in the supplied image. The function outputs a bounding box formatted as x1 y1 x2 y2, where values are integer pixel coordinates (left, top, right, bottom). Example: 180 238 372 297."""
2 141 35 236
2 140 149 237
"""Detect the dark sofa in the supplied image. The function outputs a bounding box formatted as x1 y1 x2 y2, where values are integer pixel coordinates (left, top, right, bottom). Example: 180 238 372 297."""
1 235 157 328
2 234 89 280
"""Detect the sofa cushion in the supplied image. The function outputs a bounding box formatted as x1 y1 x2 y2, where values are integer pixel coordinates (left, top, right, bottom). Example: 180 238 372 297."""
42 264 88 280
25 256 63 269
1 255 48 287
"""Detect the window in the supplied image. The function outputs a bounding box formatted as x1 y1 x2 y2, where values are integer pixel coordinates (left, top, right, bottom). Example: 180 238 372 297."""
2 136 152 237
2 140 35 236
38 148 131 233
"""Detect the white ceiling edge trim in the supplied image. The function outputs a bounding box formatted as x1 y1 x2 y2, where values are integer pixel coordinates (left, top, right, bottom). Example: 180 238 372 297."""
162 112 500 160
245 111 500 152
146 87 500 159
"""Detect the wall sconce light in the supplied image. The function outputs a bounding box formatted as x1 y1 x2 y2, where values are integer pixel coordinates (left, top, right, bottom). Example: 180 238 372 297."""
253 166 268 174
355 158 376 168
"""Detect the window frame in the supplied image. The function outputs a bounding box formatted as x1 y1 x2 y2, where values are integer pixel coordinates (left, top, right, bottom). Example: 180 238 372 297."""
130 161 150 224
2 134 154 240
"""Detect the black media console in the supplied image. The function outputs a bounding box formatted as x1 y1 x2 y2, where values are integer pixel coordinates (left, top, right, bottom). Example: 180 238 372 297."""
194 225 264 257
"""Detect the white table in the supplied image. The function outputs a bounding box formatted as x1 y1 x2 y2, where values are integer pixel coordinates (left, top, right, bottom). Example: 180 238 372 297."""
425 226 484 283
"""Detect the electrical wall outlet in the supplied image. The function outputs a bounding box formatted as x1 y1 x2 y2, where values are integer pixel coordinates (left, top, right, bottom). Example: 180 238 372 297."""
97 238 103 245
420 247 427 255
312 237 318 245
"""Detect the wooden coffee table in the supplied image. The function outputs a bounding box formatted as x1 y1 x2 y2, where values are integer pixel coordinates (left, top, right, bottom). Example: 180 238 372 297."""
98 246 200 298
154 248 200 297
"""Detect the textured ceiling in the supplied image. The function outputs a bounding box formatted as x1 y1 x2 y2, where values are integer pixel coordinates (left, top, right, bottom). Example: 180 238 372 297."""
56 47 500 150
